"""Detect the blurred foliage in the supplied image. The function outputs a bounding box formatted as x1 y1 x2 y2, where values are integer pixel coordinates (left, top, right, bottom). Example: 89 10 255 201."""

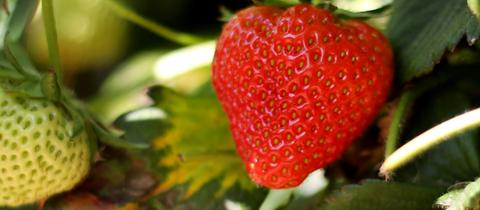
25 0 129 79
89 50 163 123
468 0 480 18
89 41 214 123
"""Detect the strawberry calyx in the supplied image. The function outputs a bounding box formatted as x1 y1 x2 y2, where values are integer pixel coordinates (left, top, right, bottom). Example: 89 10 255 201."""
251 0 391 20
328 4 391 20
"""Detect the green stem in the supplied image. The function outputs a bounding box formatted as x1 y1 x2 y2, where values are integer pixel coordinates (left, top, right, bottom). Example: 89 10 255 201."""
380 107 480 177
384 90 416 157
104 0 205 45
41 0 63 93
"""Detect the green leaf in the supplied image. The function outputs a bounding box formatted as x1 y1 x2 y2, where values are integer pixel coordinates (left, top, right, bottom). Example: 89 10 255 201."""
0 78 43 98
436 178 480 210
395 89 480 186
321 180 445 210
3 38 40 80
387 0 480 82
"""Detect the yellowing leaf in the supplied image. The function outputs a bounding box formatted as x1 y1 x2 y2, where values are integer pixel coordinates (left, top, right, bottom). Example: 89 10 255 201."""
146 85 254 199
153 130 182 150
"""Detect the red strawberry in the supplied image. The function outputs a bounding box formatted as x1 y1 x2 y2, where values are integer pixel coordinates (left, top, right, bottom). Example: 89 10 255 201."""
212 4 393 188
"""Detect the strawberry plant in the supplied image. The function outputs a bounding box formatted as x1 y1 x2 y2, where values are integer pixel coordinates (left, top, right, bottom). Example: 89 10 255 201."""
2 0 480 209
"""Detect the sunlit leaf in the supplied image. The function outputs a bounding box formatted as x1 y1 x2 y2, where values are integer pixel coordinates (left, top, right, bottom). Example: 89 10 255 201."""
436 178 480 210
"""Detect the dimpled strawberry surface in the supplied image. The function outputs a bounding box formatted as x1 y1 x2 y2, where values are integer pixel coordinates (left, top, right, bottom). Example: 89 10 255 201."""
212 4 393 188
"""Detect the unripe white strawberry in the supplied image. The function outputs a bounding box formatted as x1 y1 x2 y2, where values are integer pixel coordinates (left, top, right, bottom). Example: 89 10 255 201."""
0 94 91 207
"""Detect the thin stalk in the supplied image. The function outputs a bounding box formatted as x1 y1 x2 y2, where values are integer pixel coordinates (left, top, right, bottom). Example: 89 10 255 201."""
380 107 480 177
384 90 416 157
104 0 204 45
41 0 63 92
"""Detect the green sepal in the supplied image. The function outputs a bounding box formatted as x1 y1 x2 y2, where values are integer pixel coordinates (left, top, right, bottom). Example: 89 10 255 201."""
3 35 40 80
219 6 234 22
84 121 99 163
0 68 22 80
61 100 86 139
0 54 23 81
0 78 43 98
0 0 40 83
331 4 391 20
